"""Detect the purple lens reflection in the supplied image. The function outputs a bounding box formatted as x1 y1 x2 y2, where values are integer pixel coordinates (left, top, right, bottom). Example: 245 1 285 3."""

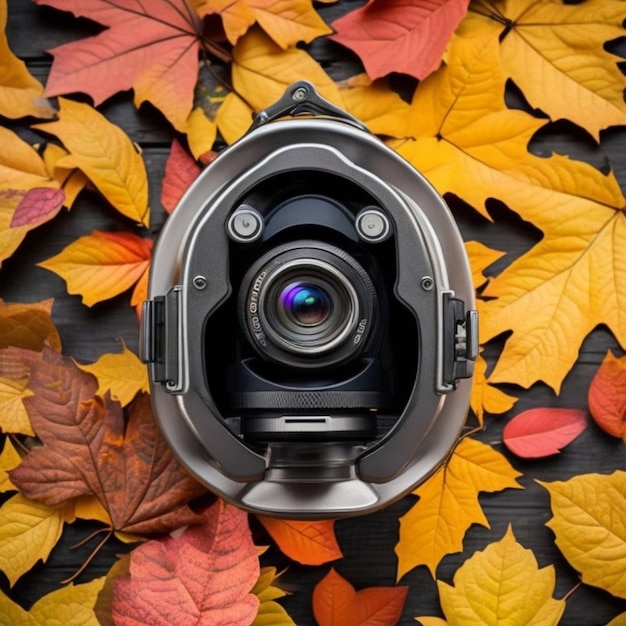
280 282 331 326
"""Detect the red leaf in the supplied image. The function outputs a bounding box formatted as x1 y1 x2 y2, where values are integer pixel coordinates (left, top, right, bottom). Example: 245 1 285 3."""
35 0 206 131
588 350 626 441
161 139 201 214
10 187 65 228
503 408 587 459
330 0 469 81
112 500 260 626
312 568 408 626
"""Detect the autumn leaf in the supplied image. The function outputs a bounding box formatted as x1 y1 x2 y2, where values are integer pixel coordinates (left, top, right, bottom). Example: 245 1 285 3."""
588 350 626 441
161 139 202 214
38 230 152 308
197 0 331 48
33 98 150 226
461 0 626 139
0 0 55 119
312 567 408 626
396 437 522 579
0 575 105 626
42 143 90 210
257 517 342 565
0 299 61 352
112 500 260 626
9 348 205 535
10 187 65 228
0 371 34 435
0 128 60 265
358 31 626 393
0 492 76 586
0 437 20 492
252 566 296 626
436 526 565 625
540 470 626 599
330 0 469 81
76 342 149 407
465 241 504 292
35 0 209 131
503 408 587 459
218 27 342 143
470 353 517 426
185 107 217 162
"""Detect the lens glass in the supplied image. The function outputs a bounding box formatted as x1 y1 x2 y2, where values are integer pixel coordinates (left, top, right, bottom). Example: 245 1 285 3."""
280 282 331 326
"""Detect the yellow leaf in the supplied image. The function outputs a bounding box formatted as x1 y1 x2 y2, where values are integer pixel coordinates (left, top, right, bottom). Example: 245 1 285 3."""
415 619 448 626
185 107 217 160
437 526 565 625
251 567 295 626
77 342 149 406
219 27 342 144
74 495 112 526
396 438 522 579
0 0 55 119
42 143 89 210
0 374 34 435
607 613 626 626
539 471 626 599
38 230 152 307
0 438 21 492
33 98 150 227
197 0 331 48
0 493 76 586
0 299 61 352
465 241 504 292
461 0 626 139
470 353 517 426
0 576 106 626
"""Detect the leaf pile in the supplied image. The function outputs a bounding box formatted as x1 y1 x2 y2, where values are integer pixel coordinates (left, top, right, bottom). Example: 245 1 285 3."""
1 0 626 623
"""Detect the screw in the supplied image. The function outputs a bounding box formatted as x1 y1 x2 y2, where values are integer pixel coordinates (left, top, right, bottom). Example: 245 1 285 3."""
292 86 308 101
356 208 391 243
421 276 434 291
193 275 207 290
227 206 264 242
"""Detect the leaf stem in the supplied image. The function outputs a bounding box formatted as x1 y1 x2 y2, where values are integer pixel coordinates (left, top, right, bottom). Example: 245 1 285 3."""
562 581 582 602
61 527 113 584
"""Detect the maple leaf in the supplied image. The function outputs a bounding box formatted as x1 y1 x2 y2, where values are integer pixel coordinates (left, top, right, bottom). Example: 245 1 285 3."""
257 517 342 565
0 128 61 265
0 299 61 352
35 0 210 131
161 139 202 214
0 0 55 119
436 526 565 625
465 241 504 292
461 0 626 139
540 470 626 599
588 350 626 441
470 353 517 426
33 98 150 227
197 0 331 48
112 500 260 626
0 493 76 586
351 32 626 392
312 567 408 626
76 342 149 407
330 0 469 81
218 27 342 143
0 575 105 626
503 408 587 459
38 230 152 308
395 437 522 580
9 348 205 535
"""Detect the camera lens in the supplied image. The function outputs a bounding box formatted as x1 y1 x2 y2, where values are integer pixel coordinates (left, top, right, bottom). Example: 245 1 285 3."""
239 240 378 369
279 282 331 326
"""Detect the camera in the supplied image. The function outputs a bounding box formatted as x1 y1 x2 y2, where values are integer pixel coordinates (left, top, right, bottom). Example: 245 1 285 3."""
141 82 478 518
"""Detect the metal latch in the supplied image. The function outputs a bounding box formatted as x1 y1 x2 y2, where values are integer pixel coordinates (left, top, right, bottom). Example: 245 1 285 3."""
442 293 478 389
140 286 184 392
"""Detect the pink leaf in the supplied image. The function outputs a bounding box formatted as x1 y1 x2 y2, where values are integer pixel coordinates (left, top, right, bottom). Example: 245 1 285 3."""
160 139 201 214
503 408 587 459
10 187 65 227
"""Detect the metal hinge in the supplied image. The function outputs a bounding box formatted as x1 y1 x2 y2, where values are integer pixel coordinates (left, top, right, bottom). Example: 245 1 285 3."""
442 293 478 390
139 286 184 393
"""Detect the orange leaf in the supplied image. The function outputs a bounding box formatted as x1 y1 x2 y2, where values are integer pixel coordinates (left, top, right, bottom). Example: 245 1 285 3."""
161 140 201 214
112 500 260 626
33 99 150 227
35 0 207 131
312 568 407 626
330 0 469 80
9 348 206 535
588 350 626 441
257 516 342 565
38 230 152 307
0 299 61 352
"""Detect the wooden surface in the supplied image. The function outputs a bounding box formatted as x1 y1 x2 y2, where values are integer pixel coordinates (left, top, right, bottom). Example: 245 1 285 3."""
2 1 626 624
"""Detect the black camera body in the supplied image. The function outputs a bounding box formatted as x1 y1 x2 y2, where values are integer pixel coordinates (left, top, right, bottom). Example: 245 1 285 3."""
141 83 477 518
